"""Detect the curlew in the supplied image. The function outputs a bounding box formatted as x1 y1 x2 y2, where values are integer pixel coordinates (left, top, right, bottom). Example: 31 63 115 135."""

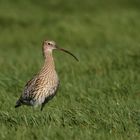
15 40 78 111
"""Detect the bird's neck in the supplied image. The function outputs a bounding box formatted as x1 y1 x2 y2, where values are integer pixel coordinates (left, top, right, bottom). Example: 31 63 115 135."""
41 50 56 74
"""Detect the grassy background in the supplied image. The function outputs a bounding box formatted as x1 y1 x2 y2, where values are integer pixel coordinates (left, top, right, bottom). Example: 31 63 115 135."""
0 0 140 139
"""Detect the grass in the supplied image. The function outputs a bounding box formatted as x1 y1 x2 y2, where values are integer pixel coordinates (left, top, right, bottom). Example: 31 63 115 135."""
0 0 140 139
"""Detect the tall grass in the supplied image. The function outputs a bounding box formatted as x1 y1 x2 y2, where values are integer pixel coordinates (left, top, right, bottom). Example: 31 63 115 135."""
0 0 140 139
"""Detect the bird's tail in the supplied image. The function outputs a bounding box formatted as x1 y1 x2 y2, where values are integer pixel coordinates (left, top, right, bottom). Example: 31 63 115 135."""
15 99 22 108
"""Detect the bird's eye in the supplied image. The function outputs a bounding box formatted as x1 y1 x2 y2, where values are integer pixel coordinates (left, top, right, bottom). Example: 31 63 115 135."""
48 42 51 45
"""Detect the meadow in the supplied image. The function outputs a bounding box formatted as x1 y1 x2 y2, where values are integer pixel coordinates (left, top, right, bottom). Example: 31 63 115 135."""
0 0 140 139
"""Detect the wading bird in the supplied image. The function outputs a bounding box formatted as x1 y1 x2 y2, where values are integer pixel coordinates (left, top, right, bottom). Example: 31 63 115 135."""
15 40 78 111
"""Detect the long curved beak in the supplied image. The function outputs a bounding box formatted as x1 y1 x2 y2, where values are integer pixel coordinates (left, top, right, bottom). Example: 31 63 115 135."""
55 46 79 61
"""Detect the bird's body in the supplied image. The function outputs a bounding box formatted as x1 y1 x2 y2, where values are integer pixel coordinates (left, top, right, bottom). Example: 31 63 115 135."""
15 40 78 111
16 51 59 110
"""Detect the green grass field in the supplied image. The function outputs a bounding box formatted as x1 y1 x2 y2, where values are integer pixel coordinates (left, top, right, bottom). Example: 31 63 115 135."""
0 0 140 139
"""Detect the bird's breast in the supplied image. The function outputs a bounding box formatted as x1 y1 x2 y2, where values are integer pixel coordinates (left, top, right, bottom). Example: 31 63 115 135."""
38 71 59 90
33 73 59 105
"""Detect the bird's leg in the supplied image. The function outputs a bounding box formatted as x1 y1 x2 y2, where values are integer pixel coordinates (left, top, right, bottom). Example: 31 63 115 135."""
40 97 52 111
41 103 46 111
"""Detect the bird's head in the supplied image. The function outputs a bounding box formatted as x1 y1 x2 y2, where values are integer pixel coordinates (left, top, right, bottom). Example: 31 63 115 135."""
42 40 79 61
43 40 56 51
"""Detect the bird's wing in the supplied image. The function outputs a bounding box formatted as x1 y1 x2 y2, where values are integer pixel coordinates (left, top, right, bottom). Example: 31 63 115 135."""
22 74 48 98
22 75 38 98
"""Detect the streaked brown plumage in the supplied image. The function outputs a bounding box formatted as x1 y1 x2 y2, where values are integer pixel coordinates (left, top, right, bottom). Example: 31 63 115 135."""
15 40 78 111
